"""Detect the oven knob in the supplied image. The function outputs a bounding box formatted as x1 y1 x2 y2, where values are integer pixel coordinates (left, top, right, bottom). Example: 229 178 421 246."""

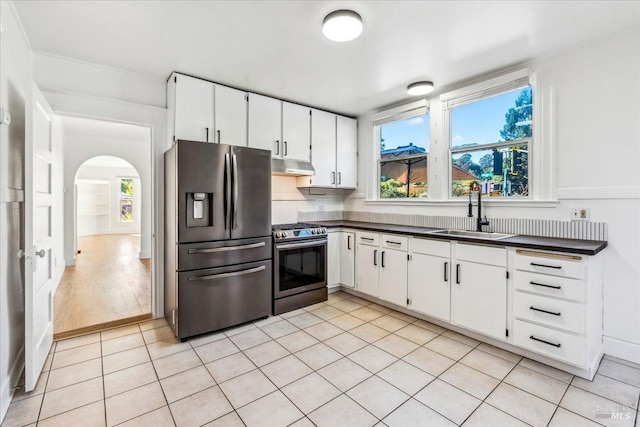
321 228 326 234
282 231 288 237
311 229 317 234
275 232 281 238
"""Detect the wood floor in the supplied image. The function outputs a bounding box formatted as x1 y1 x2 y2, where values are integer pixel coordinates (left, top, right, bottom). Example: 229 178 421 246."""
53 234 152 337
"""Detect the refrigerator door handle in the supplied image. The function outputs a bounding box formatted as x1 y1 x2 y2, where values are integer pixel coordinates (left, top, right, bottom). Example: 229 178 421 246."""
188 265 266 281
224 153 231 229
232 154 239 229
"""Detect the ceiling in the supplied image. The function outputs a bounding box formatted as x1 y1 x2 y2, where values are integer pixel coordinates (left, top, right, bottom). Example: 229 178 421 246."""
13 1 640 116
61 115 151 141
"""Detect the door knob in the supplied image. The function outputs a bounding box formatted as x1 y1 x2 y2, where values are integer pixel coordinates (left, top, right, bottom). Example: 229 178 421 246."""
17 249 25 258
36 249 46 258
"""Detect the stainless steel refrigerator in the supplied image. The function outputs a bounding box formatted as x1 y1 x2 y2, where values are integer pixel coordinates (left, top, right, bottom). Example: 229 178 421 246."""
165 139 272 340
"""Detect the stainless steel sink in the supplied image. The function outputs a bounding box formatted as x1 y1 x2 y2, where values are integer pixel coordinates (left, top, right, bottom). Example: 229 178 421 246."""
428 229 516 240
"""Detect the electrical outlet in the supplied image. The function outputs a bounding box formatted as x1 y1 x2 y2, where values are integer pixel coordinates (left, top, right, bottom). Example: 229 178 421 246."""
570 208 579 220
318 204 324 211
579 208 590 221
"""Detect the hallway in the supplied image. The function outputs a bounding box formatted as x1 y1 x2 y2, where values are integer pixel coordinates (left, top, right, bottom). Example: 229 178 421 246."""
54 234 152 338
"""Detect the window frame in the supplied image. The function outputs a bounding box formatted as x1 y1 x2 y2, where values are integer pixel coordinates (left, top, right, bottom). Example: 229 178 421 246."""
118 177 135 223
443 70 537 200
372 100 431 201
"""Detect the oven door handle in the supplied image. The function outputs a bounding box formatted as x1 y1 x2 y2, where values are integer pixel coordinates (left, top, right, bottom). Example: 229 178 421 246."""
188 265 266 281
275 240 326 250
188 242 265 254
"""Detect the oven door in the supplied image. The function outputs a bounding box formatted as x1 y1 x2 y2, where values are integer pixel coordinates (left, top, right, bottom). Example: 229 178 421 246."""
274 238 327 299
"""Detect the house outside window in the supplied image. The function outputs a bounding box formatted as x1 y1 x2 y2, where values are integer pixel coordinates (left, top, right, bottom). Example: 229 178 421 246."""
444 73 533 198
119 178 134 222
376 109 430 199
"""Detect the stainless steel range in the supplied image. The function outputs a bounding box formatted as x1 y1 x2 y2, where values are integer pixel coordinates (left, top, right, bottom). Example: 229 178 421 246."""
272 223 328 315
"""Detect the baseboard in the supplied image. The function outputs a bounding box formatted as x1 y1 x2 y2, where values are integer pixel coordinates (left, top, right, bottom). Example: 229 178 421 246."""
0 346 24 423
138 251 151 260
604 336 640 364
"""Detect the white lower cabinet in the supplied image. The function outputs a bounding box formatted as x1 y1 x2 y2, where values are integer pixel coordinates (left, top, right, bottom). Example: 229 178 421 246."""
379 248 408 307
340 232 355 288
355 243 379 297
328 232 341 287
410 252 451 322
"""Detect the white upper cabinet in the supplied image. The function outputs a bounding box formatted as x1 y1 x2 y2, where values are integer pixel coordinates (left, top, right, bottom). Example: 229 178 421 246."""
336 116 357 188
298 113 357 189
214 84 248 147
282 102 311 161
173 74 214 142
248 93 282 156
171 74 247 146
310 109 337 186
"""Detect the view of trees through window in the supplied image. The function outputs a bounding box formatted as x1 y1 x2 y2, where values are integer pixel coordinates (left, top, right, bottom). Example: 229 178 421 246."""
379 114 429 198
451 87 532 197
120 178 133 222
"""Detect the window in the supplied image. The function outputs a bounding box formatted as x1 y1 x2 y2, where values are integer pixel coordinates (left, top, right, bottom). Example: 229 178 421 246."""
119 178 134 222
377 112 430 199
448 83 532 198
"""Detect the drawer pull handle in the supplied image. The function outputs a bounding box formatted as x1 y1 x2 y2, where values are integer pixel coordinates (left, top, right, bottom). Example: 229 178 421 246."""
530 306 561 316
530 335 562 348
188 242 265 254
530 262 562 269
373 250 378 266
444 261 448 282
361 237 374 241
188 265 266 281
530 281 561 290
456 264 461 284
386 240 402 245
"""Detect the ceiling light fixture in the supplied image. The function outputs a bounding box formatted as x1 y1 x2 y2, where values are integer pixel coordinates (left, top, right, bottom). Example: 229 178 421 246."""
407 81 435 96
322 10 363 42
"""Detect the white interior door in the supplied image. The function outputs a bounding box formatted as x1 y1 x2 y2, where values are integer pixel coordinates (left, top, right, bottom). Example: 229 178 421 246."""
24 85 54 391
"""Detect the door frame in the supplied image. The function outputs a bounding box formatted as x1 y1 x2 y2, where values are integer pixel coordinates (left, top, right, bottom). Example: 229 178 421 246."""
42 88 169 320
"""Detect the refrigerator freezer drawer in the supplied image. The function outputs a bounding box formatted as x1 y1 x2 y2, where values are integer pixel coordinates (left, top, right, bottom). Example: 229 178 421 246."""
177 260 272 339
177 237 271 271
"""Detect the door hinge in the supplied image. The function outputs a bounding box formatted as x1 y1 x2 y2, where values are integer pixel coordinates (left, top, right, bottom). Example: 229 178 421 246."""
506 328 509 337
506 271 510 279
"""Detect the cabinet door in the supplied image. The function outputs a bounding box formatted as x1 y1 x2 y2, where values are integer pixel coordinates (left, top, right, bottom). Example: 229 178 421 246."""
355 244 379 297
282 102 311 161
175 75 214 142
452 261 507 340
310 109 337 187
410 253 450 322
379 249 408 307
215 85 247 147
340 232 355 288
336 116 357 188
248 93 282 157
328 232 341 286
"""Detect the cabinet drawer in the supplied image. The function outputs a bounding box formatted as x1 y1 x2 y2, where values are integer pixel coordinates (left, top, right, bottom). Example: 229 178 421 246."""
456 243 506 267
381 234 408 251
514 291 585 334
514 252 585 280
513 319 586 367
513 270 585 303
411 238 450 258
357 232 379 246
178 237 271 271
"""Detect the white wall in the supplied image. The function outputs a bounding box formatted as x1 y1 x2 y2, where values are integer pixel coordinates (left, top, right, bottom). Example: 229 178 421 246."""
272 175 345 224
0 1 31 421
76 165 142 237
346 29 640 362
63 134 151 263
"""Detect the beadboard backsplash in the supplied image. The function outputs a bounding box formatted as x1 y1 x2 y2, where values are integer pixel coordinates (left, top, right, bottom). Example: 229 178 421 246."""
298 210 608 241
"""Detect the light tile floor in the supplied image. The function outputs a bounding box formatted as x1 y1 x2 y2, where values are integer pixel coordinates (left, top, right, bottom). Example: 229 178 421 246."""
4 291 640 427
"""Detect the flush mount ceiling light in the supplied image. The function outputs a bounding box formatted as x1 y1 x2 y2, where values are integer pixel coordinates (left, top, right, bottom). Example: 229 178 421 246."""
407 81 435 96
322 10 363 42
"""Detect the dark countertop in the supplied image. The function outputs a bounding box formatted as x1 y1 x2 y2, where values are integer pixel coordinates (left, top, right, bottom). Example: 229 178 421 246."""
310 220 607 255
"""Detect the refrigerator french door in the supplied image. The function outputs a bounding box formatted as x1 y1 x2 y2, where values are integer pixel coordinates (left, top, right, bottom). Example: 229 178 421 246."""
165 140 272 340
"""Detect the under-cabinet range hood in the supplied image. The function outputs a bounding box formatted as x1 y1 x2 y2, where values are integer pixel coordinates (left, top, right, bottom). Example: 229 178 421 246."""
271 158 315 176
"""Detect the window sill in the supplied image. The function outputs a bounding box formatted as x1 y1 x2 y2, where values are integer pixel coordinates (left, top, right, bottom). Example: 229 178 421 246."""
364 198 559 208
